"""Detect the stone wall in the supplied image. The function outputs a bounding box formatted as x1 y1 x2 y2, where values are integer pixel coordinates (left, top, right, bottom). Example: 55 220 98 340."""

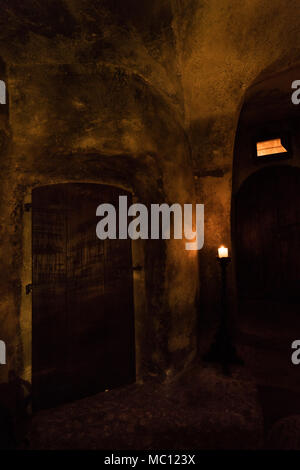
0 0 300 386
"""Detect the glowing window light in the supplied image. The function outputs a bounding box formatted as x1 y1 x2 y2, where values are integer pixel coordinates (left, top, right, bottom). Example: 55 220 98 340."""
256 138 288 157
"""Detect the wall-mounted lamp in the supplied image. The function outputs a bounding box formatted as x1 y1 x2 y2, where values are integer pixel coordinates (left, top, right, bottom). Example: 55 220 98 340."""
218 245 228 258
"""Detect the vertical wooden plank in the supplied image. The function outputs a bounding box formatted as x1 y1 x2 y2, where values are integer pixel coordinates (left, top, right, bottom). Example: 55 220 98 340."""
32 185 68 409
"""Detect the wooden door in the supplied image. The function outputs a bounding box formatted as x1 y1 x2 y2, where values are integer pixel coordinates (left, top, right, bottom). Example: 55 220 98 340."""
235 166 300 303
32 184 135 410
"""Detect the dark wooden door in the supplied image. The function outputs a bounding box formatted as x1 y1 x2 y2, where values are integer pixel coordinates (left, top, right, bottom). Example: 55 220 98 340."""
235 166 300 303
32 184 135 410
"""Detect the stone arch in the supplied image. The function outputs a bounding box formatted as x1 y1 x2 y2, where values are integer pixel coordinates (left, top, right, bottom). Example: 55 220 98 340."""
231 62 300 384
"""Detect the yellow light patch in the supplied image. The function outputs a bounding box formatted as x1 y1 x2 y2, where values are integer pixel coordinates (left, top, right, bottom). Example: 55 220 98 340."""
256 138 288 157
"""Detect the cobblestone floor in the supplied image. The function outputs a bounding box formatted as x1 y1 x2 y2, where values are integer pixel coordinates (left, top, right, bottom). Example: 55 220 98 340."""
29 363 263 450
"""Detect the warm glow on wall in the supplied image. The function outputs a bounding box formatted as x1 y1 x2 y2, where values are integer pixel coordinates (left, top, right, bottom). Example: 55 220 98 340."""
256 138 287 157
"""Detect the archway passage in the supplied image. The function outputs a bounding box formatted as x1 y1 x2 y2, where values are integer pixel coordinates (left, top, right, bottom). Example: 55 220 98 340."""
32 183 135 410
234 166 300 433
235 166 300 319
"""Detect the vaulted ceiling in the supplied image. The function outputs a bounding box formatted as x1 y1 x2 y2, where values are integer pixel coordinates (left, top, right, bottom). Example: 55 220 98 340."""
0 0 300 170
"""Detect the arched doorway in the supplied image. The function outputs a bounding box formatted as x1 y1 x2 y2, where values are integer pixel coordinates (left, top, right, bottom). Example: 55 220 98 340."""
232 63 300 434
32 183 135 410
233 165 300 431
234 166 300 318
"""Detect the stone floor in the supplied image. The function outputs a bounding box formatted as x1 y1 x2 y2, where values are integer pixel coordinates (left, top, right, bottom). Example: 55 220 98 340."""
28 363 263 450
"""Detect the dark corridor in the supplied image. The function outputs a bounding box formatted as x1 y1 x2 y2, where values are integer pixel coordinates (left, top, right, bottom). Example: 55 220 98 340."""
32 184 135 410
234 166 300 442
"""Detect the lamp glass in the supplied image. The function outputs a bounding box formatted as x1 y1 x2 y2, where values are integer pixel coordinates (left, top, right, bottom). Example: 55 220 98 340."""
218 246 228 258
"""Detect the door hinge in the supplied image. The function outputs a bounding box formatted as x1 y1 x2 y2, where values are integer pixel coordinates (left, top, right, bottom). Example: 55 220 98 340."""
25 283 32 295
24 203 32 212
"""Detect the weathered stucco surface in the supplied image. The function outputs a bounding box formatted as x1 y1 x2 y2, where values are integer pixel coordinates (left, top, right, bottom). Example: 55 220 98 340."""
0 0 299 385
